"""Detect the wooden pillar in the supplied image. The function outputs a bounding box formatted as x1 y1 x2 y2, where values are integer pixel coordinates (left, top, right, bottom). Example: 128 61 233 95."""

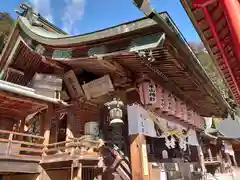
226 153 233 166
208 147 213 161
19 118 25 133
196 133 206 174
66 106 76 141
18 117 25 140
231 153 238 166
43 104 54 145
77 163 82 180
40 112 45 137
50 112 60 143
66 106 76 154
197 146 206 173
130 134 149 180
217 146 224 173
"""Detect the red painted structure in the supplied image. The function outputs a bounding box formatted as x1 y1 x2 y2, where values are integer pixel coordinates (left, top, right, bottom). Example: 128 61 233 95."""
181 0 240 104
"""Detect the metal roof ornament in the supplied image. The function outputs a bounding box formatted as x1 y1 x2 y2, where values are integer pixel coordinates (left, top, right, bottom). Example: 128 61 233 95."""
132 0 153 16
15 4 42 27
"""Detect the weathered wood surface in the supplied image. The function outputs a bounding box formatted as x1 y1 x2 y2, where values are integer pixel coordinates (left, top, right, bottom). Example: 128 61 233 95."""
42 136 102 163
0 129 111 176
0 159 41 173
130 134 149 180
0 129 44 160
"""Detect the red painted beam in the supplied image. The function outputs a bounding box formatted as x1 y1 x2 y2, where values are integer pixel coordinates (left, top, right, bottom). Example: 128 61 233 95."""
203 7 240 100
220 0 240 61
197 17 206 23
206 36 214 41
209 2 219 14
215 13 225 25
192 0 216 8
217 23 228 35
210 44 217 49
202 27 210 33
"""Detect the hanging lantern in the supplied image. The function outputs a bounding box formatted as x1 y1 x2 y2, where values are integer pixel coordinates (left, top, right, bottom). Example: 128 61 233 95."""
199 116 205 130
168 95 176 116
152 85 164 110
187 108 194 125
162 90 170 112
193 112 204 129
105 98 124 126
181 103 188 122
175 99 182 119
192 111 198 128
138 81 157 105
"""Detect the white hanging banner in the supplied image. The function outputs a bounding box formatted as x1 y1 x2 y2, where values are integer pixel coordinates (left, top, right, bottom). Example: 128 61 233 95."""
127 104 199 146
224 143 234 155
186 129 199 146
127 104 184 137
127 104 161 137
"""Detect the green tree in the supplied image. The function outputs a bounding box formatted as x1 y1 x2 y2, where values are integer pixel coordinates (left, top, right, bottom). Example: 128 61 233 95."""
189 42 228 99
0 12 14 53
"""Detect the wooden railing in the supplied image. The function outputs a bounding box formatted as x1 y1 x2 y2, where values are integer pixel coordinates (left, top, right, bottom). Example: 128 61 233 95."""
0 130 45 160
44 136 103 158
0 130 103 162
44 140 72 155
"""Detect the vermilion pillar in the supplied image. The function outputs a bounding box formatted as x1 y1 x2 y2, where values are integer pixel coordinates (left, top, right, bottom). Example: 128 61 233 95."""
220 0 240 61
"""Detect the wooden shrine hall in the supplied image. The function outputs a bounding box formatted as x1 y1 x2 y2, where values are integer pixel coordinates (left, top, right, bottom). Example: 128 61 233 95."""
0 3 230 180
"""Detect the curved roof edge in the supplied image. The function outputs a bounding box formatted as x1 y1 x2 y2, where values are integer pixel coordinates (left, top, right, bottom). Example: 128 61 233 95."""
17 14 161 46
16 3 67 35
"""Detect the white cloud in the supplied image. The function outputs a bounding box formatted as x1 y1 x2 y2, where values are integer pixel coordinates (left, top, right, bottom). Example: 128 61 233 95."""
62 0 85 34
28 0 53 23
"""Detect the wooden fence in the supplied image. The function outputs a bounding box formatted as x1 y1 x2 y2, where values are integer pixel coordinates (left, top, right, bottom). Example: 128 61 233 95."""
0 129 44 160
0 130 103 162
44 136 102 156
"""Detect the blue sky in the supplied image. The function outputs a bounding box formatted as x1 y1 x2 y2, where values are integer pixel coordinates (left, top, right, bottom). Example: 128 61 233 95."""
0 0 201 42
